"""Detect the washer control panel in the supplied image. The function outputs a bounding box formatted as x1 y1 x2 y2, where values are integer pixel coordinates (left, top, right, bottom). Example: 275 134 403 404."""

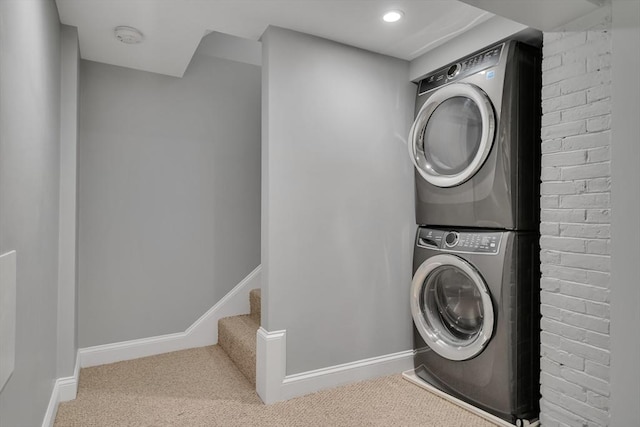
417 227 502 254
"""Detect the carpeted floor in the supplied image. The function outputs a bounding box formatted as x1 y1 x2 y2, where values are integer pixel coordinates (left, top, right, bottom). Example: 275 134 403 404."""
55 345 498 426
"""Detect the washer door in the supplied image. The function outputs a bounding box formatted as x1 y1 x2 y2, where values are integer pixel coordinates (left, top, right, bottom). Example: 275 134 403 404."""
411 254 494 361
408 83 495 188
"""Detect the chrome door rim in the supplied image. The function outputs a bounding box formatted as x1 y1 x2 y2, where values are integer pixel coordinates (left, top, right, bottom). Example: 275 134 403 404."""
410 254 494 361
408 83 495 188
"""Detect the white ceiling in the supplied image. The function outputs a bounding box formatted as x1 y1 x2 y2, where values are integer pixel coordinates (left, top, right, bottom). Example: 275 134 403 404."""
56 0 604 78
458 0 602 32
55 0 494 77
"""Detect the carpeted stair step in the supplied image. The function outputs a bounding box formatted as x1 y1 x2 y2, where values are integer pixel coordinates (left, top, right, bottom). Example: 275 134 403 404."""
218 314 259 385
249 288 261 324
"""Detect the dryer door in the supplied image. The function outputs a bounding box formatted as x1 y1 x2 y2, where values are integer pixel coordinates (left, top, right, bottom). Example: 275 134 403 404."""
408 83 495 188
411 254 494 361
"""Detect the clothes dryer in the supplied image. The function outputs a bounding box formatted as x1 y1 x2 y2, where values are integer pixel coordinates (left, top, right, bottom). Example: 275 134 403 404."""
410 226 540 424
408 41 541 230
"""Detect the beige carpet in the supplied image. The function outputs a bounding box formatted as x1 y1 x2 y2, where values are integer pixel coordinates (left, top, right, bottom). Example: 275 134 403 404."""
55 345 498 427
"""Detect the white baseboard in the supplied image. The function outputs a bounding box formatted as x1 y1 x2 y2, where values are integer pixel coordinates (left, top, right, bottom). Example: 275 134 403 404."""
42 379 59 427
79 265 261 368
256 327 414 404
42 352 80 427
256 327 287 403
281 348 415 401
43 267 260 427
57 354 80 402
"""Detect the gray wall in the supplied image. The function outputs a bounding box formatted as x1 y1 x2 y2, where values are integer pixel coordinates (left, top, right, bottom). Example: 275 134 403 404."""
78 43 261 347
0 0 62 425
610 0 640 425
261 27 415 375
57 24 80 379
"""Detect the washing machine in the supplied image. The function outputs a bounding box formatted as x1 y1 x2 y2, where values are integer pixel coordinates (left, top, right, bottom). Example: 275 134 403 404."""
408 40 541 230
410 226 540 424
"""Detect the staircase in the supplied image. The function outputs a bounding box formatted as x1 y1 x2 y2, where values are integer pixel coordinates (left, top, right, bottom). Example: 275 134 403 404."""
218 288 261 385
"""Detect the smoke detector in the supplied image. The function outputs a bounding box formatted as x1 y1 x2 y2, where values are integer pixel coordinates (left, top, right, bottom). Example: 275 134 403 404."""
114 26 144 44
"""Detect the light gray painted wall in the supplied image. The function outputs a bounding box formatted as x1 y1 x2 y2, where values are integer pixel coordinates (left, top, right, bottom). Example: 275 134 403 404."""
57 24 80 378
261 26 415 375
610 0 640 425
0 0 62 425
538 6 613 426
78 49 261 347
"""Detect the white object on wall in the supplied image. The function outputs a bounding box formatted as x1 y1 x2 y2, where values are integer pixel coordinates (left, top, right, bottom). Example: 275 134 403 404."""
0 250 17 392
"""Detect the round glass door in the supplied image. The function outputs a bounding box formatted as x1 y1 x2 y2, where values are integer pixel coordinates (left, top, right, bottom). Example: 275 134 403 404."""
408 83 495 188
410 254 494 361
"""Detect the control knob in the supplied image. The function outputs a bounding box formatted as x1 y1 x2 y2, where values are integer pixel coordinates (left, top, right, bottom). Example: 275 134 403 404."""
444 231 459 247
447 63 460 79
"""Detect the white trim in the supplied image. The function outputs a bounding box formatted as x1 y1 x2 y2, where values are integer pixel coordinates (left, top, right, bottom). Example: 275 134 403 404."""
42 352 80 427
408 83 495 188
256 327 414 404
256 327 287 404
42 379 59 427
410 254 494 361
58 354 80 402
281 349 414 401
402 369 540 427
79 265 261 368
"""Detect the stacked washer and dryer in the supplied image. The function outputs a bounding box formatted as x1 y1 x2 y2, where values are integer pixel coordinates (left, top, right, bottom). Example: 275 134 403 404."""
406 40 542 426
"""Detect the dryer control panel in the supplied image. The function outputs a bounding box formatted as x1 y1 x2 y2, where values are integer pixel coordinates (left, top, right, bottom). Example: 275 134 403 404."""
417 227 502 254
417 43 504 95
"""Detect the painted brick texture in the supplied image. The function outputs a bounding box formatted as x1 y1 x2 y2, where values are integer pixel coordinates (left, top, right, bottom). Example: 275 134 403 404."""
540 9 612 427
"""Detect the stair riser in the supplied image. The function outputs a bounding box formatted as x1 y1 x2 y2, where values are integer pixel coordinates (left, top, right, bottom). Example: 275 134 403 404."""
217 288 261 386
218 316 258 386
249 289 261 323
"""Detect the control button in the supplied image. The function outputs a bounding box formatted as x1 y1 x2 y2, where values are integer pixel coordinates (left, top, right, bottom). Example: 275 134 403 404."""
444 232 459 247
447 64 460 79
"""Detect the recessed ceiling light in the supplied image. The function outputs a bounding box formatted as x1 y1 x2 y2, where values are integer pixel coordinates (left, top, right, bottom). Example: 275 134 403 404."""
114 26 144 44
383 10 404 23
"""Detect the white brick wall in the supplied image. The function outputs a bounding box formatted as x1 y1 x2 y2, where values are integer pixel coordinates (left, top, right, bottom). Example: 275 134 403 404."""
540 8 612 427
